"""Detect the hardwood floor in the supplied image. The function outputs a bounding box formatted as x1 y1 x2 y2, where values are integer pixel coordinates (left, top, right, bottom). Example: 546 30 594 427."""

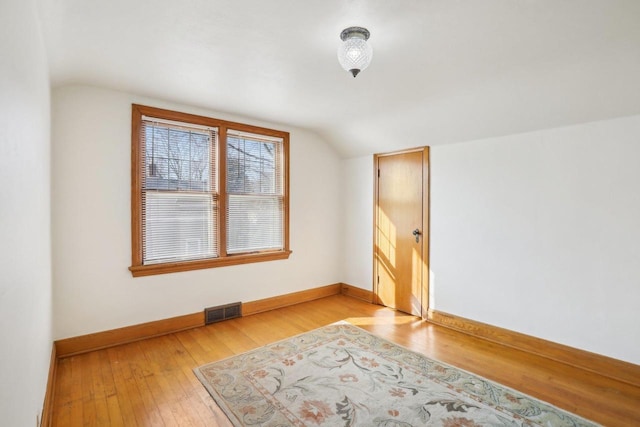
51 295 640 426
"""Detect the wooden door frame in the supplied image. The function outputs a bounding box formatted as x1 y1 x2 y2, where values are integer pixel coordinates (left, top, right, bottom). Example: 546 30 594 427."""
373 146 430 318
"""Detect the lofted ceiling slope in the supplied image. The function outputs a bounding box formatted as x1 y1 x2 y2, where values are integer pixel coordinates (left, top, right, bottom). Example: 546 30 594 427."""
39 0 640 157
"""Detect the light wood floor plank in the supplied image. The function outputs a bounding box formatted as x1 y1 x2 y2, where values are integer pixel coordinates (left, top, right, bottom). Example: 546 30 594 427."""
138 335 215 426
111 344 164 426
51 358 74 426
52 295 640 426
96 349 124 426
98 349 138 427
85 351 110 425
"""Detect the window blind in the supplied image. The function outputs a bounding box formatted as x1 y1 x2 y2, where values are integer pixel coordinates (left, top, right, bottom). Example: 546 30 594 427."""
226 130 284 254
141 118 218 264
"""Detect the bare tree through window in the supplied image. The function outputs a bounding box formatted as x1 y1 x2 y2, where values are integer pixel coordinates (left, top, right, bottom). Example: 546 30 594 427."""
145 124 211 191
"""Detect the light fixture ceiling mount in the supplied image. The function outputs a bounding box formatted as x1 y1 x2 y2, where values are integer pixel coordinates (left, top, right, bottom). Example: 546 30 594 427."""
338 26 373 78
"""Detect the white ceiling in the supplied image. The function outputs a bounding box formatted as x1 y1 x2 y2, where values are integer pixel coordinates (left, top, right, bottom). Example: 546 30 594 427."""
40 0 640 157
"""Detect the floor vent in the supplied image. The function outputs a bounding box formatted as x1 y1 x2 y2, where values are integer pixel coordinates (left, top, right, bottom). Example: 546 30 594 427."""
204 302 242 325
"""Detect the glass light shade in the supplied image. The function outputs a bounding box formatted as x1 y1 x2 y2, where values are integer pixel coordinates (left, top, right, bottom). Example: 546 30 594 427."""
338 27 372 77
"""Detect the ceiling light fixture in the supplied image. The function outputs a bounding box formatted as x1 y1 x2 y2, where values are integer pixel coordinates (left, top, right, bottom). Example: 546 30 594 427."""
338 26 372 78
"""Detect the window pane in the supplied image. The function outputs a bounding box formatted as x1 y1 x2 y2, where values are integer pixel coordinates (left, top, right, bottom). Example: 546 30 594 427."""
227 136 278 195
144 123 211 192
143 192 217 264
227 195 283 254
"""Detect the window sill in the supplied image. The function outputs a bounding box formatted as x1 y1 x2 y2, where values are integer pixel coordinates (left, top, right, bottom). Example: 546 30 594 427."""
129 250 292 277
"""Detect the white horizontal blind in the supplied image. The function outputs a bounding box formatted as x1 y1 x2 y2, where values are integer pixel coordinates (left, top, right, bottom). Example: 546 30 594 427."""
226 130 284 254
141 118 218 264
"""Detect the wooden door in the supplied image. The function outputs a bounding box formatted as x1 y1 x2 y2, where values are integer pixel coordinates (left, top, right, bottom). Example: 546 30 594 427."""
374 148 429 316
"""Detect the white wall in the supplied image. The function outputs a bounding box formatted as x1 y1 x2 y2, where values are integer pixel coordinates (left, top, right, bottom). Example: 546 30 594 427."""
342 156 374 288
49 84 640 365
0 0 53 424
343 115 640 365
52 85 343 339
431 115 640 364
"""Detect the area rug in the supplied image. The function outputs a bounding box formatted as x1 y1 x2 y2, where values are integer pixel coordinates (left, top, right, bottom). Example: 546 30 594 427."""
194 322 599 426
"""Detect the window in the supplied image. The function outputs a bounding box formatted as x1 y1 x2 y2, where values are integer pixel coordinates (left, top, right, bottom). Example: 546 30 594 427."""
129 105 290 276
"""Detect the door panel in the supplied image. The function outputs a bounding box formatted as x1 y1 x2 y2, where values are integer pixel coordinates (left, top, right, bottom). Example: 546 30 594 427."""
375 149 428 316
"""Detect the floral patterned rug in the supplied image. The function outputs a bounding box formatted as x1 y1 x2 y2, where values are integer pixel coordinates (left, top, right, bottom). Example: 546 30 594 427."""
194 322 599 426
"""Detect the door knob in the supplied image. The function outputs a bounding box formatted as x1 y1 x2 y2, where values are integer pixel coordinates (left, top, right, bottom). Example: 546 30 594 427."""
412 228 421 243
